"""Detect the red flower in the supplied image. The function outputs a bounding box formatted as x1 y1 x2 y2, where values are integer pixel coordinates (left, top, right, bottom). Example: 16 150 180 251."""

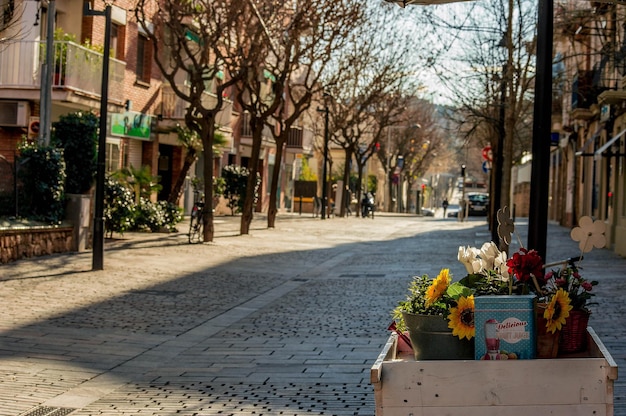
582 281 593 291
506 248 544 285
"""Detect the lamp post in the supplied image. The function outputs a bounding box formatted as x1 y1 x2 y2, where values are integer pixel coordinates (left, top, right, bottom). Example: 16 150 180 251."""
527 0 553 260
84 2 112 270
491 64 506 246
39 0 55 146
317 99 330 220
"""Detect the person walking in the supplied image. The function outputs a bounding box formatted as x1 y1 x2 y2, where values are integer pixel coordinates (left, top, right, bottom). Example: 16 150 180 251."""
442 198 449 218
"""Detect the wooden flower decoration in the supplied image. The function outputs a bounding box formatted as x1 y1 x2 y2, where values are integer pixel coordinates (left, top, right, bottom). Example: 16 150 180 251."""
570 216 607 253
497 206 515 245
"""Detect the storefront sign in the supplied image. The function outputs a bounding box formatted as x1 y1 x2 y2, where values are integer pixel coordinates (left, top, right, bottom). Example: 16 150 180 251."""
111 111 152 140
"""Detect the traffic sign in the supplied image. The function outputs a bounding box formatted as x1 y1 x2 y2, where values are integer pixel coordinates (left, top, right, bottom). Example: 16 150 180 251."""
482 161 492 173
482 146 493 162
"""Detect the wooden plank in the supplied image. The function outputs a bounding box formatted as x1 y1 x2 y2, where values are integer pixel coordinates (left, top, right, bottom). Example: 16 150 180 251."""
372 327 617 416
371 334 397 384
379 403 609 416
380 358 611 407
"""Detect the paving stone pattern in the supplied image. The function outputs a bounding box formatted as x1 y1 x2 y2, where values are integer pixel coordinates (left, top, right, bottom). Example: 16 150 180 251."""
0 213 623 415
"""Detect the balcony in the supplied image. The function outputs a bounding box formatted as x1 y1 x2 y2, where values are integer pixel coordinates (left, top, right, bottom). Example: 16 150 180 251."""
0 40 125 103
287 127 303 148
161 84 233 130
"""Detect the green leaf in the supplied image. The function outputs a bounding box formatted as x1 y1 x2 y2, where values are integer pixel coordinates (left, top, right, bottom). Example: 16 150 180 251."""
447 282 473 300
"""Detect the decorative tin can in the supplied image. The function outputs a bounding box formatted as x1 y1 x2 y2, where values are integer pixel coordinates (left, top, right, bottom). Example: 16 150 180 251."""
474 295 536 360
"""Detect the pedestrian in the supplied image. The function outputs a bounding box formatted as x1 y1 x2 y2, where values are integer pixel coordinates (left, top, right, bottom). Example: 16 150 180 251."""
442 198 449 218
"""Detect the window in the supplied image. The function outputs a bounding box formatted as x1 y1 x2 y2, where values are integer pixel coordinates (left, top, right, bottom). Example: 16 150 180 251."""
105 141 121 172
136 34 151 84
110 23 126 60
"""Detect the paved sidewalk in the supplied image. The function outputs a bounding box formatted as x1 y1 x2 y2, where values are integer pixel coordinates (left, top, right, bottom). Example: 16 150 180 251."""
0 213 623 415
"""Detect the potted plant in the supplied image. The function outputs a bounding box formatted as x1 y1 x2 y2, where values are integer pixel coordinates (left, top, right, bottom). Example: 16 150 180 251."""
392 242 510 360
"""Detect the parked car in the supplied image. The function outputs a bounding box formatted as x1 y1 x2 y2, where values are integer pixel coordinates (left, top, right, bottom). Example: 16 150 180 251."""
447 204 461 217
467 193 489 216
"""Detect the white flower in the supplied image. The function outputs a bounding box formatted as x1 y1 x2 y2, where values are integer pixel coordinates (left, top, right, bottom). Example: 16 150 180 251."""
479 242 499 270
494 251 510 280
458 246 476 274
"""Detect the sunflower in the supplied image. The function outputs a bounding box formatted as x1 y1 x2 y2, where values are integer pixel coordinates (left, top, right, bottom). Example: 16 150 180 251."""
425 268 451 308
544 288 573 333
448 295 475 340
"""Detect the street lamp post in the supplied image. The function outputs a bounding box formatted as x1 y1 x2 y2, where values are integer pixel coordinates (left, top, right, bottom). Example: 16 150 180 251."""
39 0 55 146
84 2 112 270
528 0 553 260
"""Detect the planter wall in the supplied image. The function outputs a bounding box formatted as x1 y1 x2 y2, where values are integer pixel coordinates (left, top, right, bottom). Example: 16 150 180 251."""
371 327 617 416
0 226 74 264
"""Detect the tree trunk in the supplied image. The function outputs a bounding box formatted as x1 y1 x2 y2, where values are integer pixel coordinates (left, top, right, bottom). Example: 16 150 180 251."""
202 122 216 242
167 149 197 205
340 147 352 217
268 138 286 228
240 117 263 235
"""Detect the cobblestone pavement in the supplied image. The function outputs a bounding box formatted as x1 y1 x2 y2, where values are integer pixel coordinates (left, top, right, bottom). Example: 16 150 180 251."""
0 212 623 415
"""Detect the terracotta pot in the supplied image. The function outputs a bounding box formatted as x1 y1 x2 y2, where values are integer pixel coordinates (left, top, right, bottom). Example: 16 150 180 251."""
559 310 590 354
402 312 474 360
535 303 559 359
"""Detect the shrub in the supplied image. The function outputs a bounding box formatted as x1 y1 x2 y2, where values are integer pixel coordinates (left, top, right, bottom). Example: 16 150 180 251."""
104 176 182 237
17 140 66 223
51 111 98 194
157 200 183 232
104 176 135 237
221 165 259 215
134 198 165 232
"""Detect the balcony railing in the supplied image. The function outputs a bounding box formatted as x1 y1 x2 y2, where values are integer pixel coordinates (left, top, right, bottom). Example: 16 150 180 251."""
239 111 273 138
0 40 125 102
287 127 303 148
161 84 233 129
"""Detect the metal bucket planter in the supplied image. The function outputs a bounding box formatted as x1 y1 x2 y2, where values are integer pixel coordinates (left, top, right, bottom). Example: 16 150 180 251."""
402 312 474 360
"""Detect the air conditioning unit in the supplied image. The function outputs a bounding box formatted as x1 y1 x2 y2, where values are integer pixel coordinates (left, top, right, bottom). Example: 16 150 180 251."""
0 101 30 127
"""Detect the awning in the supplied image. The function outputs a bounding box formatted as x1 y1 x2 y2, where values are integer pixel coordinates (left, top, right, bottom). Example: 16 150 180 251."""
575 126 602 156
594 127 626 160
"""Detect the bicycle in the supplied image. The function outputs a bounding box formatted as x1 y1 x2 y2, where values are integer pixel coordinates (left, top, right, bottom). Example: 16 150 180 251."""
188 192 205 244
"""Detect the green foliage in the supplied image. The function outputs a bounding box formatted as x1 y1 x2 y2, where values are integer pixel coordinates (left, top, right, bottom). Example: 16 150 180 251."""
213 176 226 196
299 157 317 181
134 198 166 232
51 111 98 194
221 165 251 215
112 165 162 204
104 176 183 237
367 174 378 193
157 200 183 232
17 140 66 223
104 176 135 237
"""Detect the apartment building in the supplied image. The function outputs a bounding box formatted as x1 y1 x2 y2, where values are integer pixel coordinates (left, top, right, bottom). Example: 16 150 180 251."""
0 0 321 218
551 1 626 255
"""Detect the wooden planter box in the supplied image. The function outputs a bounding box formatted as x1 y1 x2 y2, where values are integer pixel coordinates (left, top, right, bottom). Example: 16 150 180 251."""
370 327 618 416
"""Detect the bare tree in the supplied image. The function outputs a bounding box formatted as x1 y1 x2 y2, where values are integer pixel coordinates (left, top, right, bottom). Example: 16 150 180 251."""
135 0 245 242
407 0 537 221
324 7 418 216
263 0 365 228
